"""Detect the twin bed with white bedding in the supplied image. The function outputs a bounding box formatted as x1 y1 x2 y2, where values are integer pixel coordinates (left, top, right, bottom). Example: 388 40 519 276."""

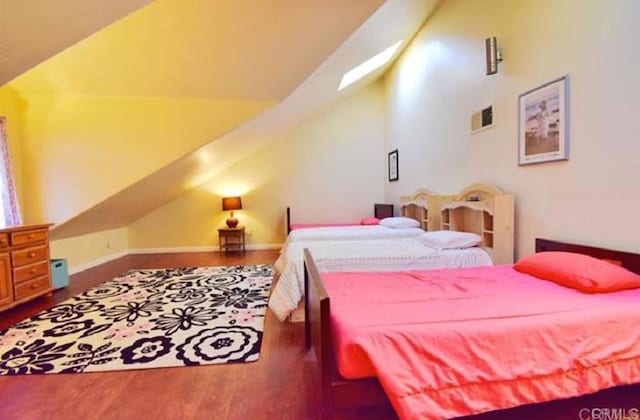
270 225 494 322
270 237 492 321
284 224 424 242
270 185 511 321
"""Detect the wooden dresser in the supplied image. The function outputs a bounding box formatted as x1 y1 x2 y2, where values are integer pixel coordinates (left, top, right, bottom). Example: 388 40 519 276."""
0 224 54 312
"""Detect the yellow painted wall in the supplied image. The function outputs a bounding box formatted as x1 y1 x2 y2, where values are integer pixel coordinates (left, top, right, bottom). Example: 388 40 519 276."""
50 227 129 270
0 86 25 210
18 94 272 225
384 0 640 256
128 82 386 249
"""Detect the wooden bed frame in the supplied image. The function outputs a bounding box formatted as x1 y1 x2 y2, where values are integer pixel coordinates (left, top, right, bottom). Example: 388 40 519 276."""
303 238 640 417
285 204 394 235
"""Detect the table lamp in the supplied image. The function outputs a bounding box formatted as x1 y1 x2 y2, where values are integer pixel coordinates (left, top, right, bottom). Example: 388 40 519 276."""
222 196 242 228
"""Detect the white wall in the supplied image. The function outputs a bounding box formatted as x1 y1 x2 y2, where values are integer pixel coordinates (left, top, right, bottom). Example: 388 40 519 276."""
384 0 640 257
128 81 386 248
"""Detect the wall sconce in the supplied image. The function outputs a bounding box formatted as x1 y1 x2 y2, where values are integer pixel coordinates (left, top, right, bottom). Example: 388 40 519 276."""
485 37 503 75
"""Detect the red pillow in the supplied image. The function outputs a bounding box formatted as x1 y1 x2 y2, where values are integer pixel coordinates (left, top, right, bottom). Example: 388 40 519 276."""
360 217 380 226
514 251 640 293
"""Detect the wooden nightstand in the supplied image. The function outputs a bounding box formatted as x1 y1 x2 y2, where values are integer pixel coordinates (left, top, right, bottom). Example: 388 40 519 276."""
218 226 246 254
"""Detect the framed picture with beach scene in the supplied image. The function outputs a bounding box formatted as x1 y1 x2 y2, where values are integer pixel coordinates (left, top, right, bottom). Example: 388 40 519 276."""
518 75 569 165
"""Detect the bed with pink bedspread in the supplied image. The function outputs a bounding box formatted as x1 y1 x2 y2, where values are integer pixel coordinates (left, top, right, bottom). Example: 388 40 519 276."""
285 204 393 234
304 239 640 419
289 223 359 231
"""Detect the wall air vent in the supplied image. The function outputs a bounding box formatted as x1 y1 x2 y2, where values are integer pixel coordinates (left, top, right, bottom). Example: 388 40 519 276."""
471 105 494 134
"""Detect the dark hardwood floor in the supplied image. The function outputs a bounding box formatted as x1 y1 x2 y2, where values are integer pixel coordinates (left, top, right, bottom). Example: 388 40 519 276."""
0 251 638 420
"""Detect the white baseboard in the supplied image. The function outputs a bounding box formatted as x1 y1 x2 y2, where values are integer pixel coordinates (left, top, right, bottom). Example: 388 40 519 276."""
128 246 216 254
68 250 129 275
128 243 282 254
68 243 283 275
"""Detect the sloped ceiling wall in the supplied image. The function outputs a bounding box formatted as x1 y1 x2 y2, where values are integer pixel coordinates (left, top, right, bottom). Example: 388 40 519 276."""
9 0 386 99
47 0 443 240
0 0 154 85
4 0 387 238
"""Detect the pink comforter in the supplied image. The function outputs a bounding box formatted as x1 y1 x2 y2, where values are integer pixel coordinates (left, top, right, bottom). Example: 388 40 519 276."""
323 266 640 419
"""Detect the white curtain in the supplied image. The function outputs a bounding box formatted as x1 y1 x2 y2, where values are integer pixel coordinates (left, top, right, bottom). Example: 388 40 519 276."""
0 117 22 227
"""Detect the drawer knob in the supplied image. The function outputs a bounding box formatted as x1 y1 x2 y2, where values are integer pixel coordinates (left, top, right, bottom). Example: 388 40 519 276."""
28 234 35 239
30 269 37 274
0 238 6 244
28 252 36 258
31 283 39 289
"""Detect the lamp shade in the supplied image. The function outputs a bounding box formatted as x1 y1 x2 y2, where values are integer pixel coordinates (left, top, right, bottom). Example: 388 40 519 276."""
222 196 243 211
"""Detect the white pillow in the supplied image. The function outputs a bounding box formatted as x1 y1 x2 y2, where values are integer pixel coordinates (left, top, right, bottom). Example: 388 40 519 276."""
419 230 482 250
379 216 420 229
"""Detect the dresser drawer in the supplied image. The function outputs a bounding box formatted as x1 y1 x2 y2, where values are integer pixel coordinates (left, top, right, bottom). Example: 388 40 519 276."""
14 260 49 284
11 229 48 246
12 245 48 268
14 276 50 301
0 233 8 248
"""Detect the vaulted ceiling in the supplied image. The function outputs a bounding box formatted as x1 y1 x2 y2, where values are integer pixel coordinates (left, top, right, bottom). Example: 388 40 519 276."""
8 0 387 101
2 0 442 239
0 0 154 85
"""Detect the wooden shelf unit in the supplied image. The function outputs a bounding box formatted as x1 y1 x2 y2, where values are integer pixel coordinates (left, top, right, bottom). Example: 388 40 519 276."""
400 189 450 231
440 184 514 264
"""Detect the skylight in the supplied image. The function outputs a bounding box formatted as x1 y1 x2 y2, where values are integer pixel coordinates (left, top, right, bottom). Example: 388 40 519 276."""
338 40 403 91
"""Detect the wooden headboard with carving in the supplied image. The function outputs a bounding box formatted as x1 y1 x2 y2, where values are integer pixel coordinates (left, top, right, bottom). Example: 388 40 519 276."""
399 189 451 231
440 183 515 264
399 189 430 230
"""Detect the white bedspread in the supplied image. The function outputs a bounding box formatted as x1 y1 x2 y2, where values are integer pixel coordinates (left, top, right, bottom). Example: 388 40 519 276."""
269 239 492 321
285 225 424 243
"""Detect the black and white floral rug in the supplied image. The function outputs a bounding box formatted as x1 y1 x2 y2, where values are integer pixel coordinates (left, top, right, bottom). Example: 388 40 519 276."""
0 264 273 375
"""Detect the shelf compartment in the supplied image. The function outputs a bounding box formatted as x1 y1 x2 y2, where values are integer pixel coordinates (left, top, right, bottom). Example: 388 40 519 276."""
482 232 494 248
483 211 494 231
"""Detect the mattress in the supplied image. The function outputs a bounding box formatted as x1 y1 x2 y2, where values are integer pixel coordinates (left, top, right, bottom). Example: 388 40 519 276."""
323 266 640 419
284 225 424 243
269 239 492 321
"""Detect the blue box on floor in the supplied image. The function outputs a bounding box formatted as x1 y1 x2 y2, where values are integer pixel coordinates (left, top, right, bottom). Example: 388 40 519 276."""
50 259 69 289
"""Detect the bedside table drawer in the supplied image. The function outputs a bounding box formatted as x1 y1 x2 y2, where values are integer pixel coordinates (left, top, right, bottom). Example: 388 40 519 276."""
14 260 49 284
12 245 48 268
0 233 8 248
15 276 50 301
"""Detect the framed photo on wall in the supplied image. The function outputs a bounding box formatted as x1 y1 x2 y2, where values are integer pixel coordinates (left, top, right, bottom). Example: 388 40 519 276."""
388 149 399 182
518 75 569 165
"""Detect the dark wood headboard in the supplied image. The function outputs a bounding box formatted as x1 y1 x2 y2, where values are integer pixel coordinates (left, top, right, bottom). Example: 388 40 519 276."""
536 238 640 274
374 203 393 219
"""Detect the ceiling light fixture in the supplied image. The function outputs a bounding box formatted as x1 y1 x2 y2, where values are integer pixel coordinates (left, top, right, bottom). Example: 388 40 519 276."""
338 40 403 91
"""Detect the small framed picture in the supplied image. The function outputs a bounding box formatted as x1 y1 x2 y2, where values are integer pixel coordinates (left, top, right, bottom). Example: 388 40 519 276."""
518 75 569 165
388 149 399 182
